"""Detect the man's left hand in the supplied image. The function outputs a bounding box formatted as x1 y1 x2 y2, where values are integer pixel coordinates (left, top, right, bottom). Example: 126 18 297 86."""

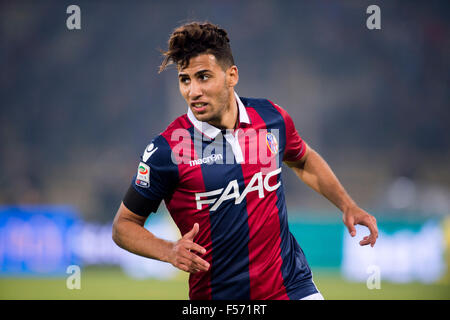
342 206 378 247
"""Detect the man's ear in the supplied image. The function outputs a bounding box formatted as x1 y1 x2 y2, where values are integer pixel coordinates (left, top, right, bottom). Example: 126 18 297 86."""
227 65 239 87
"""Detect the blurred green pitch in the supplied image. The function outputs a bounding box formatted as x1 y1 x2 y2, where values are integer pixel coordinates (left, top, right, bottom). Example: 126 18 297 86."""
0 266 449 300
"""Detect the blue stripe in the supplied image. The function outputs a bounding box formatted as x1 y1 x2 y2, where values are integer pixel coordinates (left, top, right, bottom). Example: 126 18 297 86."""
188 127 251 300
241 98 316 299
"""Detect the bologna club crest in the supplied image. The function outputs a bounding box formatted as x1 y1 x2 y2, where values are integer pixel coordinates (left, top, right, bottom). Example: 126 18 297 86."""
266 132 279 155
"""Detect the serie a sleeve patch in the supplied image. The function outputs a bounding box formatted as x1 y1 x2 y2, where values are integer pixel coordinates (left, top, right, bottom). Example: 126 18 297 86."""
135 162 150 188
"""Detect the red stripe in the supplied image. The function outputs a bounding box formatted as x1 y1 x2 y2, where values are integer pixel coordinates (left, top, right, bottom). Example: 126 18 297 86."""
161 115 213 300
240 107 288 299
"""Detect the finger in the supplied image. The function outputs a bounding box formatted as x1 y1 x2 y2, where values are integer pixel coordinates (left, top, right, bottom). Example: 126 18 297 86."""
175 261 190 273
183 223 200 240
180 263 199 274
184 241 207 255
176 257 200 273
191 255 210 271
178 250 210 271
359 238 376 247
359 236 371 246
344 216 356 237
185 265 200 273
179 254 209 272
362 217 378 247
175 244 210 269
359 240 370 246
359 233 376 246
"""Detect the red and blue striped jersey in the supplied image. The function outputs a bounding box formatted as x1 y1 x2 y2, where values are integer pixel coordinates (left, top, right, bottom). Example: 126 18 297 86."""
128 93 319 299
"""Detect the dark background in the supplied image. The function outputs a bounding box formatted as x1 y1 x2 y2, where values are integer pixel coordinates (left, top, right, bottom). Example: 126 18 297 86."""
1 0 449 222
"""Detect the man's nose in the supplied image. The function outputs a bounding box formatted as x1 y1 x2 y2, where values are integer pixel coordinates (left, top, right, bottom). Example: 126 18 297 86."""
188 80 202 99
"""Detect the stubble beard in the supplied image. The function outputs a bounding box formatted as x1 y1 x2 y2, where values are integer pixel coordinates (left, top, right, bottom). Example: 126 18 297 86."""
204 84 232 129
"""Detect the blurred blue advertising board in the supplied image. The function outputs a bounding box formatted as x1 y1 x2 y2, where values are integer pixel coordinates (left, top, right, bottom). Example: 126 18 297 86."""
0 206 179 279
0 206 81 276
0 205 447 284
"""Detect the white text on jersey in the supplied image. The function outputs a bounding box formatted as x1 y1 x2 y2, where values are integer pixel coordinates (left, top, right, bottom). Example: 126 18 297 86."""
195 167 282 211
189 154 223 167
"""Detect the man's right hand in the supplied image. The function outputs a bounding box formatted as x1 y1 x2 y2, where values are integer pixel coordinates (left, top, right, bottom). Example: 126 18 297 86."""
168 223 210 273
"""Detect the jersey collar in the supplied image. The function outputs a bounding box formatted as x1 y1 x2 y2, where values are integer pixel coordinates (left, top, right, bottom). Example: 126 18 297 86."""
187 91 250 139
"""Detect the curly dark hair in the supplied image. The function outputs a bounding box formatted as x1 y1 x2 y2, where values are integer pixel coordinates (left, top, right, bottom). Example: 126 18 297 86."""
159 22 235 73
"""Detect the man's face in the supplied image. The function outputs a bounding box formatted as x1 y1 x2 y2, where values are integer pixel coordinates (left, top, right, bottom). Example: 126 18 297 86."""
178 53 238 126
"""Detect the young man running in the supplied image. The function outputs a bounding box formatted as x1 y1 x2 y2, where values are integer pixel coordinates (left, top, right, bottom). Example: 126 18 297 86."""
112 22 378 300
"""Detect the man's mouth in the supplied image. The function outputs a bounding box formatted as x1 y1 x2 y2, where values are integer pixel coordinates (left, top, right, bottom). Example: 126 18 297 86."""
191 102 208 112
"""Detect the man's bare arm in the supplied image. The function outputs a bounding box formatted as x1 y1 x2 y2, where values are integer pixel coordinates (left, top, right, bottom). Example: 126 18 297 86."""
285 143 378 247
112 203 210 273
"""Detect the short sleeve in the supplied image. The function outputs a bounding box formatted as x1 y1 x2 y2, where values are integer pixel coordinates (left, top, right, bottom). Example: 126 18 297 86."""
269 101 307 162
123 135 179 216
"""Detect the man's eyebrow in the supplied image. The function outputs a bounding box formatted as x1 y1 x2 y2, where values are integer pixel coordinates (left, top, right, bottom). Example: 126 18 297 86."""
194 69 210 76
178 69 211 78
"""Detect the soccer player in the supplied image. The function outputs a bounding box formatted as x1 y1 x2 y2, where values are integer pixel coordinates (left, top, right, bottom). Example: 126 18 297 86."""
112 22 378 300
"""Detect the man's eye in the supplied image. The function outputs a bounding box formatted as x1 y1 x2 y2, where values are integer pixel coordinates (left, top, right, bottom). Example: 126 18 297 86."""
180 78 190 84
200 74 210 81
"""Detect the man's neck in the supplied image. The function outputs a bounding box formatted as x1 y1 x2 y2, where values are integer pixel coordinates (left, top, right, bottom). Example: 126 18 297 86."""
207 95 238 130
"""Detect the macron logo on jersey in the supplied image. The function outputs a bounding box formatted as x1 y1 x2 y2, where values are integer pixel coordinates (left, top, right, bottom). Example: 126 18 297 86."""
143 143 158 162
189 154 223 167
195 167 282 211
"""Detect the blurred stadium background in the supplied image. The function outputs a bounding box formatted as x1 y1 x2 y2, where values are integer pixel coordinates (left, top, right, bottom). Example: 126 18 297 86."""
1 0 449 299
